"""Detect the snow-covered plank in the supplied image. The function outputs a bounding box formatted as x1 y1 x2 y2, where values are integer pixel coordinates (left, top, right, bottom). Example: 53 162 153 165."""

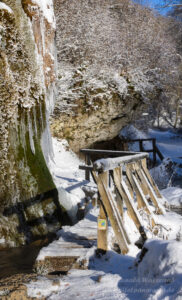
93 153 149 172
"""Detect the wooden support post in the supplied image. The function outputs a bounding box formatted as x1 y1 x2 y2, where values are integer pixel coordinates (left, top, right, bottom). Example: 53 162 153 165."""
126 164 143 210
135 162 163 214
141 158 162 199
113 167 144 232
114 186 124 218
93 171 129 254
97 202 108 252
109 171 131 245
85 154 91 181
139 140 144 152
126 163 156 228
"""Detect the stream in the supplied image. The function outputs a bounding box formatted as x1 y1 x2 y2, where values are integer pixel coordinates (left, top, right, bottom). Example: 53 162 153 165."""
0 245 41 279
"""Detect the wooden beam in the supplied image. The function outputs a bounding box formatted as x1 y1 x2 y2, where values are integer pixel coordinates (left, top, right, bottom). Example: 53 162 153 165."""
80 149 138 156
85 154 91 180
93 153 149 172
126 163 156 228
93 171 129 254
97 203 108 252
135 162 163 214
141 158 162 199
113 167 144 232
109 171 131 245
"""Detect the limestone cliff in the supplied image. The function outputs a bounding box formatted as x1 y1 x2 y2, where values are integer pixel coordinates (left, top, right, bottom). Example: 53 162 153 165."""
0 0 69 247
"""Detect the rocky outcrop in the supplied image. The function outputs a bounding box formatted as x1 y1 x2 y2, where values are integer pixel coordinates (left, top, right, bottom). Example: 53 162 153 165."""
0 0 69 247
51 72 145 152
51 0 178 152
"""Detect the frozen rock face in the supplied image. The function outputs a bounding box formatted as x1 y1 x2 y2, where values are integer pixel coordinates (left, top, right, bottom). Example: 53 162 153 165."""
0 0 69 247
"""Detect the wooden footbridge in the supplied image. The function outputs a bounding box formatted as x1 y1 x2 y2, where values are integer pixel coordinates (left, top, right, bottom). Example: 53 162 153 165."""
79 149 164 254
35 149 165 274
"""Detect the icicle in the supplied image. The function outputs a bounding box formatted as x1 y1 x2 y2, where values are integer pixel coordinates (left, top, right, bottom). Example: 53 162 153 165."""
33 106 38 137
28 111 35 155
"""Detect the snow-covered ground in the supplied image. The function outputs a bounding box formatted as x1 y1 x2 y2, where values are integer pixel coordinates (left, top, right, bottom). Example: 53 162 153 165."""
148 128 182 161
27 207 182 299
121 125 182 188
120 125 182 162
25 134 182 299
49 138 96 221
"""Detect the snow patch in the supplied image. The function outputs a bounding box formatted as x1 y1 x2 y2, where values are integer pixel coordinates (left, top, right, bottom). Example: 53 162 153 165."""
0 2 13 14
161 187 182 207
138 239 182 278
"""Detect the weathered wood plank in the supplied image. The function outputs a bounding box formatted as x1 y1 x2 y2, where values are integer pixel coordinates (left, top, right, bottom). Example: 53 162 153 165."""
135 162 163 214
108 170 131 245
131 171 156 228
141 158 162 199
97 204 108 252
93 171 129 254
126 163 156 228
97 172 108 252
80 149 138 156
113 167 144 232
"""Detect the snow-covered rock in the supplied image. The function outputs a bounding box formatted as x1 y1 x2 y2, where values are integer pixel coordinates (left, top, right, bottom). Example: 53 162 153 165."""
138 239 182 278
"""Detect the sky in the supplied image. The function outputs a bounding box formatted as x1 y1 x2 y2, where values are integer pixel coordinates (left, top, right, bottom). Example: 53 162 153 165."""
133 0 174 15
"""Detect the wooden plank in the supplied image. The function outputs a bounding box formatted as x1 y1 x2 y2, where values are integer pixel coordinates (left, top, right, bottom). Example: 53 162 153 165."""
156 145 164 161
114 185 124 218
80 165 127 177
93 171 129 254
133 163 149 197
125 164 144 210
79 165 93 171
141 158 162 199
100 171 131 245
80 149 138 156
109 170 131 245
131 172 156 228
97 203 108 252
135 162 163 214
85 154 91 180
113 167 144 232
126 163 156 228
124 175 134 199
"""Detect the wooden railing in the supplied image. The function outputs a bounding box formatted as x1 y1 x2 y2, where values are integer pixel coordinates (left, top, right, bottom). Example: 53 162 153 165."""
79 151 164 254
120 138 164 166
80 149 142 181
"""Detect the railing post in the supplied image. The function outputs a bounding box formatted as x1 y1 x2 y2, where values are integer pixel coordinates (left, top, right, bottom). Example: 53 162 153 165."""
139 140 143 152
85 154 91 181
97 172 108 253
